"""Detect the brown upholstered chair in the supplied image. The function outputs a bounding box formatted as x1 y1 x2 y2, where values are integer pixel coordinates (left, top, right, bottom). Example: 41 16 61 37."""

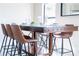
5 24 16 56
11 24 37 56
53 24 76 56
1 24 8 36
6 24 14 39
0 24 8 55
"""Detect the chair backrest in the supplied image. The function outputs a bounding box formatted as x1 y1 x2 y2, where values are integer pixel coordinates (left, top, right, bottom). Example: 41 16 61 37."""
1 24 8 36
61 24 74 37
11 24 27 44
6 24 14 38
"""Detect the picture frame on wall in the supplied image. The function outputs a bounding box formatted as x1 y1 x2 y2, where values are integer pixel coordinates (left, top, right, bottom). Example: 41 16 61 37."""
61 3 79 16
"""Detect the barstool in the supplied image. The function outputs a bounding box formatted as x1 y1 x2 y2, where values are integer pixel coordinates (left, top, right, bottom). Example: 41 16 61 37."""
11 24 37 56
5 24 33 56
0 24 8 55
53 24 75 56
5 24 16 56
38 33 48 48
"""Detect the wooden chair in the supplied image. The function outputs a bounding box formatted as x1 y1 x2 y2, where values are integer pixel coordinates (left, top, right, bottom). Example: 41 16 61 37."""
0 24 8 55
53 24 77 56
11 24 37 56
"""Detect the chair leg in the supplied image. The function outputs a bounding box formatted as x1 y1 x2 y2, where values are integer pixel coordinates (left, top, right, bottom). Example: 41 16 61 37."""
61 38 63 56
10 39 15 56
53 37 56 51
28 43 30 55
0 36 6 54
45 36 49 49
18 43 22 56
35 42 37 56
5 38 11 56
13 40 18 56
39 36 44 46
38 36 48 55
40 35 48 48
24 43 28 56
68 38 74 56
3 36 8 56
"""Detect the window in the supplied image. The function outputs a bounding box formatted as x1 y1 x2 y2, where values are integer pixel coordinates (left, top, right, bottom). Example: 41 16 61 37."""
42 3 56 25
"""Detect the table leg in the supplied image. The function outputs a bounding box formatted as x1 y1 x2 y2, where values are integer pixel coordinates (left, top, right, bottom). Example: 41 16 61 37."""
31 32 37 56
49 33 53 56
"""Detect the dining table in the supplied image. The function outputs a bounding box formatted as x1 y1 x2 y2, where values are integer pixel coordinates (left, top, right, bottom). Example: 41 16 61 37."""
20 24 78 56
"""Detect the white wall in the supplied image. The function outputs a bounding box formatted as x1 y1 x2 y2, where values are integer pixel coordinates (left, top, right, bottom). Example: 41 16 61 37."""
0 3 33 24
33 3 43 24
0 3 34 43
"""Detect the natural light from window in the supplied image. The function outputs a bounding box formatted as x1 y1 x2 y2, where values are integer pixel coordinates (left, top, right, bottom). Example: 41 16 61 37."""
42 3 56 25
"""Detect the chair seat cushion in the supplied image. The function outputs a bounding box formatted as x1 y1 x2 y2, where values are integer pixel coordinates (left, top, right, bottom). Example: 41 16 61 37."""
54 34 71 38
